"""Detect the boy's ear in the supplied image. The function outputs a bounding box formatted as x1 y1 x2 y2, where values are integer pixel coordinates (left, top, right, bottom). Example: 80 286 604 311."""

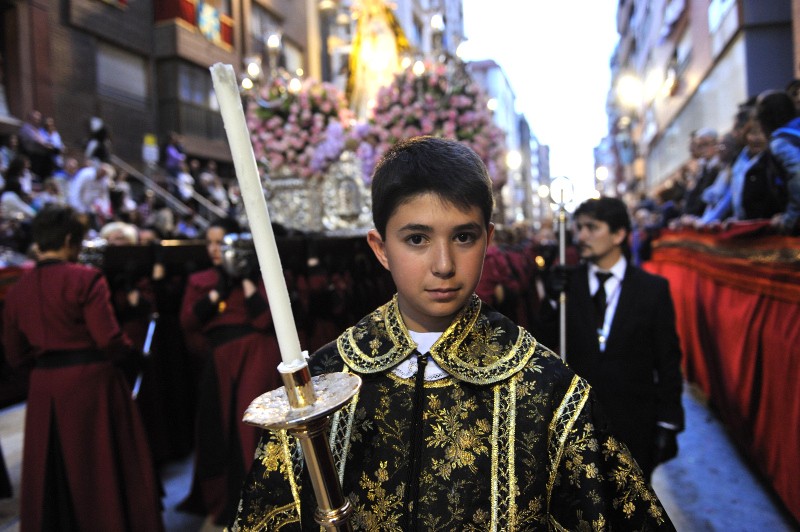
487 222 495 245
366 229 390 270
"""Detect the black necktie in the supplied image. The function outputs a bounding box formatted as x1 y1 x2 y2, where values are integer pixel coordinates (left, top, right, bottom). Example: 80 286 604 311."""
593 272 613 330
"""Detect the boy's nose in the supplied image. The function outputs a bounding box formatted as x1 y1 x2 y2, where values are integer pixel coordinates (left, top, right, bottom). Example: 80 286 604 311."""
431 243 455 277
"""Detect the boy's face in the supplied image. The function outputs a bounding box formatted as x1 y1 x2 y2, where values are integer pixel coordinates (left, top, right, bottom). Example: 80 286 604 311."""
574 214 625 270
368 193 493 333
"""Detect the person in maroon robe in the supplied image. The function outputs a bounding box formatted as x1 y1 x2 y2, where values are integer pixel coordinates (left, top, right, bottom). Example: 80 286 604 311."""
475 237 517 318
2 205 164 531
100 220 195 465
178 218 282 526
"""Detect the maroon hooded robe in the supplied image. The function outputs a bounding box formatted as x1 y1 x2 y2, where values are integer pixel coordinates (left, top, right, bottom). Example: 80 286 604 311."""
2 259 164 532
179 267 282 525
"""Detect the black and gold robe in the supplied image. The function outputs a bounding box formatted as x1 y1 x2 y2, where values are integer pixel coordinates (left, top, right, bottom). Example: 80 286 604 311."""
232 294 674 531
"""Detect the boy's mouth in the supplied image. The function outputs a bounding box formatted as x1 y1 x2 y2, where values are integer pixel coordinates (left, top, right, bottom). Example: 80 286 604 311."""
427 287 459 300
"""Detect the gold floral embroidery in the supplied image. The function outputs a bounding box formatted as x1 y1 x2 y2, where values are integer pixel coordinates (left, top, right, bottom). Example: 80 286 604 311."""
233 298 671 531
425 387 489 478
351 461 406 531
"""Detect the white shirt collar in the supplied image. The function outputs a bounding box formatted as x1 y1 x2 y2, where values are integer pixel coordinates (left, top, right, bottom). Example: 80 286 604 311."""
392 330 450 381
589 255 627 280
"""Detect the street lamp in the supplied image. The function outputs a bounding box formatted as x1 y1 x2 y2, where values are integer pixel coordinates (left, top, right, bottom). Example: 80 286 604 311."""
246 61 261 80
617 73 643 111
266 33 282 79
595 165 609 194
239 34 292 112
430 13 445 60
538 184 550 199
505 150 522 172
549 175 574 206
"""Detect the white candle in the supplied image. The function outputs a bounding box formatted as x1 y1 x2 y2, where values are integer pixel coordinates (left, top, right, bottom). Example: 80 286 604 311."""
210 63 305 369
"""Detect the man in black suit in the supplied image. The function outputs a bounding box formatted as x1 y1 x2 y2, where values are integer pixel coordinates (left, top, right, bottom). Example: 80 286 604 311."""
536 196 684 481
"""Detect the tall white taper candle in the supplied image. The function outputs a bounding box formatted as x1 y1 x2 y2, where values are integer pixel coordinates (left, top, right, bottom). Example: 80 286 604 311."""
210 63 305 369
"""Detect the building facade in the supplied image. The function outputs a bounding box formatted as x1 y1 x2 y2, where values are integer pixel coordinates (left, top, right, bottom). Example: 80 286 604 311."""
603 0 796 197
1 0 317 170
0 0 468 171
0 0 548 231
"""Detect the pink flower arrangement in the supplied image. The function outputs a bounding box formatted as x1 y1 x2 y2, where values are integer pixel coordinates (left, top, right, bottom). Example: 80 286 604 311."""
310 122 381 184
367 62 507 185
247 76 351 179
246 62 507 187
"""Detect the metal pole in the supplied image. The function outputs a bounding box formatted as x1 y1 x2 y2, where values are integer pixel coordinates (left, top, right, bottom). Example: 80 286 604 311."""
558 195 567 362
132 312 158 400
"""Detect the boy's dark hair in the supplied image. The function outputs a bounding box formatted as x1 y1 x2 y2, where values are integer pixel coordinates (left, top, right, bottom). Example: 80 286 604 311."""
370 136 494 237
756 89 798 136
32 205 87 252
574 197 632 245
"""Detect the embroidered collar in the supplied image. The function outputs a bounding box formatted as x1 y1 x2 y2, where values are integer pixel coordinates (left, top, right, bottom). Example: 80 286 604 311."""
337 294 538 385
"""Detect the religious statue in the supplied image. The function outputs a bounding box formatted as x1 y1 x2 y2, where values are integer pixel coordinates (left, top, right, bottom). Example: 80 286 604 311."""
347 0 409 121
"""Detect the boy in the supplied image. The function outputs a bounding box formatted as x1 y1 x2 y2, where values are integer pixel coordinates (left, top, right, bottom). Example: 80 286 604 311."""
232 137 673 530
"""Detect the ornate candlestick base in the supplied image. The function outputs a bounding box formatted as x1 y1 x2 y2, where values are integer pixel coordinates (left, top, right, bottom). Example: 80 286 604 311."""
243 365 362 531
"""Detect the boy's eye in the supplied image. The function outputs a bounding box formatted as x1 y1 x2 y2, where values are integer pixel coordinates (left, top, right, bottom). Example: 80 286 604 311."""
455 232 477 244
406 234 426 245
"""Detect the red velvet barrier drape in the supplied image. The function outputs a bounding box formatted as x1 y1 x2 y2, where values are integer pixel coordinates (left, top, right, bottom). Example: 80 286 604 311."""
644 223 800 524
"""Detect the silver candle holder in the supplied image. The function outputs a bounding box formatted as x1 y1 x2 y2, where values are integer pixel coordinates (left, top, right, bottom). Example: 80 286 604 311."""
243 364 361 530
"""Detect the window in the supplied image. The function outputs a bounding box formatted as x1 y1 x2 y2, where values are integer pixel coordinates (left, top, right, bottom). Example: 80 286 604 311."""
97 43 147 106
178 64 211 106
177 62 223 139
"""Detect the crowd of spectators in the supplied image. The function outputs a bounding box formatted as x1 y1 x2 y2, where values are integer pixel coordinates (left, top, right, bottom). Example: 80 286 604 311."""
627 82 800 265
0 83 796 341
0 119 243 257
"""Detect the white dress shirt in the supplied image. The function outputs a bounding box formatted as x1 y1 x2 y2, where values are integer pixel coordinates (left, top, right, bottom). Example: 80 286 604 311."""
588 256 627 352
393 330 450 381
